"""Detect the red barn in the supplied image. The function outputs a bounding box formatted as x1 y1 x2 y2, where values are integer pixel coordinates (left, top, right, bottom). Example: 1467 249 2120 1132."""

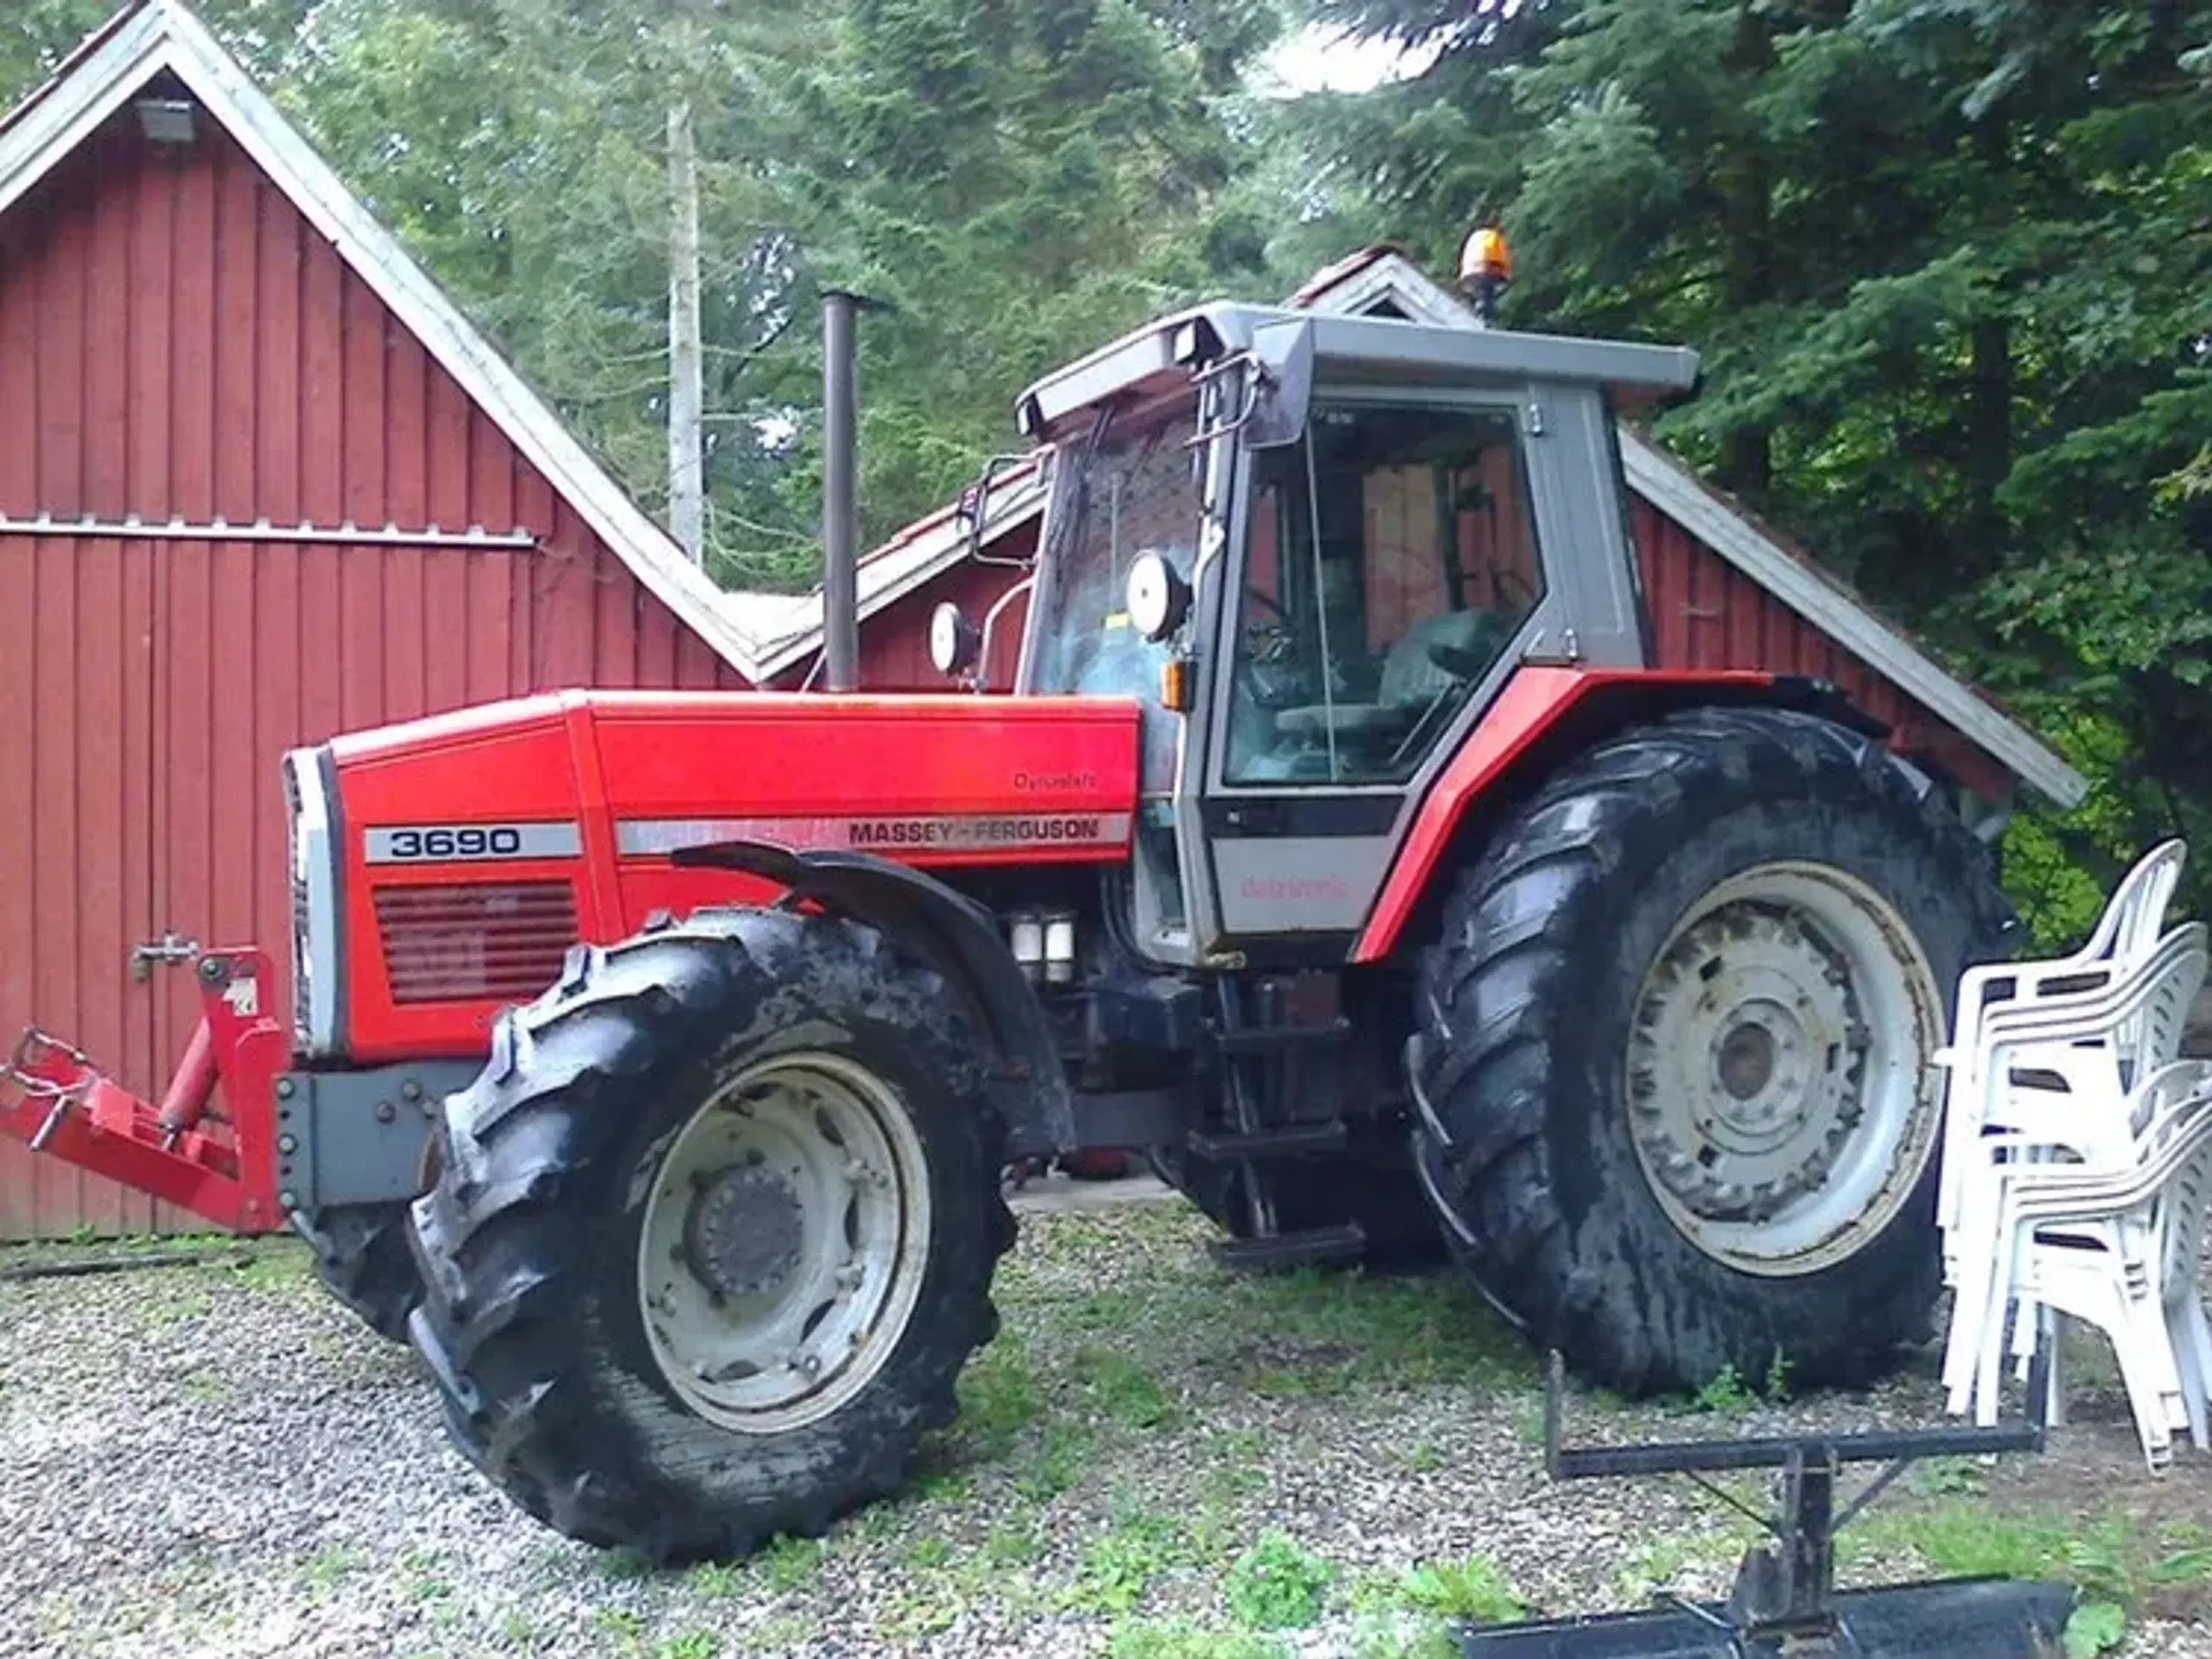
0 0 1054 1236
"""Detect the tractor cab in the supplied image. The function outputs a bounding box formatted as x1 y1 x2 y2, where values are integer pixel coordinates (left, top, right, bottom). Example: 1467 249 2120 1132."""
931 300 1700 969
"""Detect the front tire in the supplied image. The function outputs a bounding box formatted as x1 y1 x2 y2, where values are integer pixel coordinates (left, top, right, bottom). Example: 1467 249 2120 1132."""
405 908 1013 1561
1410 706 2014 1396
297 1202 420 1343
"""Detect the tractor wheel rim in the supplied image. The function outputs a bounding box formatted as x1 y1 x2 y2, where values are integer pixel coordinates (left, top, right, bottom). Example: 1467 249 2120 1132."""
637 1050 933 1433
1624 861 1943 1278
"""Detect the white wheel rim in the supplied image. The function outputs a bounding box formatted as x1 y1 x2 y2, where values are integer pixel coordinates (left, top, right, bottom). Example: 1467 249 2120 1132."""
1624 861 1944 1278
637 1051 933 1433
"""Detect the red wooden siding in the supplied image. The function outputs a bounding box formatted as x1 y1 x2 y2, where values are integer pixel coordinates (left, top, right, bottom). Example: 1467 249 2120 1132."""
1630 499 2009 801
850 521 1039 691
0 111 743 1236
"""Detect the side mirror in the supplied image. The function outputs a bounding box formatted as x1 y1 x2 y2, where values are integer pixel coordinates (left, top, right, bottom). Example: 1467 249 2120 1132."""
928 601 982 677
1125 550 1192 643
1243 318 1314 449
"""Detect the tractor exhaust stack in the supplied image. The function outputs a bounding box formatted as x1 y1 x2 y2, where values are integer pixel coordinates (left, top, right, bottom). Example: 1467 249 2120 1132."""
820 289 862 692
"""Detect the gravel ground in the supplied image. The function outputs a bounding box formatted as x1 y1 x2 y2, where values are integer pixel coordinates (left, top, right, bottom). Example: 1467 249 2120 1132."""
3 1190 2209 1659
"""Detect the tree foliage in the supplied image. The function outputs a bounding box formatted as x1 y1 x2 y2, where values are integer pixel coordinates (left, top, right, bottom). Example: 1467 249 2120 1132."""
1294 0 2212 938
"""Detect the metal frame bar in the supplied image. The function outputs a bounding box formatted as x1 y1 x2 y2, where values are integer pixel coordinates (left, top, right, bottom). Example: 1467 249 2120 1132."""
1532 1348 2055 1650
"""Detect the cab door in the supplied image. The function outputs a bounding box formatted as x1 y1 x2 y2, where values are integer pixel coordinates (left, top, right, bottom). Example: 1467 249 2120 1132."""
1188 382 1633 959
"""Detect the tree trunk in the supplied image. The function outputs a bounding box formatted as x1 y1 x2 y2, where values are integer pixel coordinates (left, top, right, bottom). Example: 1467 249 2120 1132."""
667 100 705 563
1715 2 1777 499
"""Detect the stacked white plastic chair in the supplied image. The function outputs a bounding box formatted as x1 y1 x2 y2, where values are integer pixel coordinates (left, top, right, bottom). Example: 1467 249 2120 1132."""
1932 839 2212 1471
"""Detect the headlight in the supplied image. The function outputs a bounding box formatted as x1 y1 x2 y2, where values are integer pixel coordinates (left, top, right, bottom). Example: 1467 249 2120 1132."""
928 601 981 677
283 747 343 1057
1124 550 1191 642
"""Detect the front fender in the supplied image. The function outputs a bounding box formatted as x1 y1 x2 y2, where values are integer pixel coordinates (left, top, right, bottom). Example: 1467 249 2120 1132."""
671 840 1075 1157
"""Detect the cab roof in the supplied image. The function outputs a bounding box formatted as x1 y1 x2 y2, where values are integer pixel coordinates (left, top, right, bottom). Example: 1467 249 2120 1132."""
1014 301 1700 440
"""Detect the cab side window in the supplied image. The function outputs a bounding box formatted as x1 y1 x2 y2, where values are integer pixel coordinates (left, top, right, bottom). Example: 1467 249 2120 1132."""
1224 401 1543 785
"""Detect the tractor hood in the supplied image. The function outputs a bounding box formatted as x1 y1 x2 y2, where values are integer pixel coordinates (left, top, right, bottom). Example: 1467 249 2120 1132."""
285 689 1141 1064
321 688 1143 868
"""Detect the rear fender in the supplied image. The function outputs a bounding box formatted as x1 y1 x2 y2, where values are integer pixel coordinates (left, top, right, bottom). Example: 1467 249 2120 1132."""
1352 668 1890 965
671 841 1075 1158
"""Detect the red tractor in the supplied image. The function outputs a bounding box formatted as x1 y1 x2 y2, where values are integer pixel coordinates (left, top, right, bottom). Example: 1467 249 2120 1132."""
3 283 2017 1563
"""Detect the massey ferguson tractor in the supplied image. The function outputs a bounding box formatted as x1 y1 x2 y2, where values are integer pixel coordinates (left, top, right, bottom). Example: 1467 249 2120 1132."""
2 280 2022 1567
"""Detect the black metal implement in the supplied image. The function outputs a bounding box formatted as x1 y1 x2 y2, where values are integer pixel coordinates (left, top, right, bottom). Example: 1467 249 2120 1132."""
1459 1351 2075 1658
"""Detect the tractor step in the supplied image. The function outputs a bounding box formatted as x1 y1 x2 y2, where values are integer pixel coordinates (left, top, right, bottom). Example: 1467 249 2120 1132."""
1207 1222 1366 1271
1212 1018 1351 1057
1186 1120 1347 1161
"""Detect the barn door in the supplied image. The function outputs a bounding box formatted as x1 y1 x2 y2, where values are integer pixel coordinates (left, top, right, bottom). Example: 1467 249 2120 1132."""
0 533 162 1236
144 535 275 1205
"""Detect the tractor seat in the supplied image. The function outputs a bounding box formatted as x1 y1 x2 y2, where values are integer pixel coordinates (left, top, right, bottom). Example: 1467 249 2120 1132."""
1273 608 1501 739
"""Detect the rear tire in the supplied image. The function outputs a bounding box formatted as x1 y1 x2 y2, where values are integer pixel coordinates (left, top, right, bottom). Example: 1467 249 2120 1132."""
297 1202 419 1343
1410 706 2014 1396
404 907 1013 1561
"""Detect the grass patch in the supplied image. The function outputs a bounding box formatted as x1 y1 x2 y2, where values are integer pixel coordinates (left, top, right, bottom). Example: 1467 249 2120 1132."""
1224 1269 1529 1396
1846 1501 2212 1655
229 1242 315 1298
950 1334 1046 1456
399 1548 454 1604
1071 1346 1179 1429
1348 1613 1463 1659
1108 1619 1294 1658
877 1579 967 1641
591 1607 646 1648
683 1560 743 1598
296 1546 359 1599
179 1366 236 1406
983 1521 1046 1567
753 1534 825 1594
1390 1554 1526 1624
598 1547 658 1581
1064 1509 1203 1615
1012 1419 1096 1502
1224 1530 1335 1631
659 1631 719 1659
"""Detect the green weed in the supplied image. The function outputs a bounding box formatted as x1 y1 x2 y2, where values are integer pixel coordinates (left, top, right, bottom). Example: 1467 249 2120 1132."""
1071 1345 1179 1429
1224 1530 1335 1631
1065 1510 1198 1615
1392 1554 1526 1624
683 1560 743 1598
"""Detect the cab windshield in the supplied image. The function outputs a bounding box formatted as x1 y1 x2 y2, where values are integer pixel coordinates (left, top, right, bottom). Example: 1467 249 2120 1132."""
1028 398 1201 705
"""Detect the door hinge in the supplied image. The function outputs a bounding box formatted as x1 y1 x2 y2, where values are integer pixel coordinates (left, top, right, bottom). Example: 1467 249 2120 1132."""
130 931 200 982
1524 400 1546 435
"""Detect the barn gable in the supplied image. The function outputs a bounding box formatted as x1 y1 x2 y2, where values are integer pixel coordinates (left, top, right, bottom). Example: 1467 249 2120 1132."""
0 1 777 1236
0 0 764 674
